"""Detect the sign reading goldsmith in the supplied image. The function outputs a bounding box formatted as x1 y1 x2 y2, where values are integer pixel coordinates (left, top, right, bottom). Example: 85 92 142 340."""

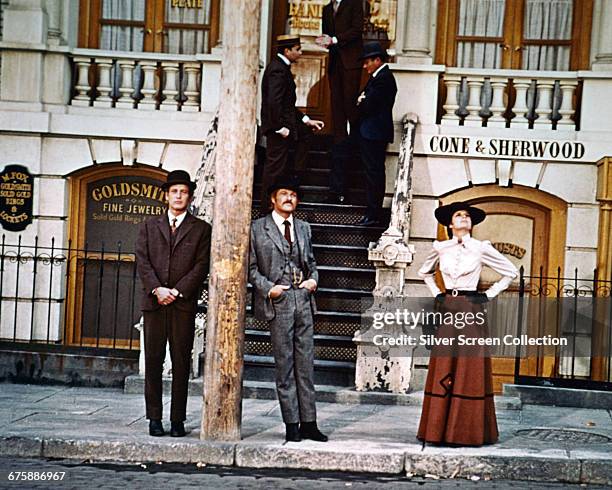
0 164 33 232
86 175 166 252
428 135 586 162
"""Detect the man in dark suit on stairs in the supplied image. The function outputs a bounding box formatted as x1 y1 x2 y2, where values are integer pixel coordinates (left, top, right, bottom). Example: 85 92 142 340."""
260 35 324 212
249 176 328 443
318 0 364 203
355 41 397 226
135 170 211 437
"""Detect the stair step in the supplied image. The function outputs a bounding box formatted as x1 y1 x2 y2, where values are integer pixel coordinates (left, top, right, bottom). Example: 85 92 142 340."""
312 223 384 247
243 354 355 386
252 203 389 226
247 313 361 337
317 265 375 291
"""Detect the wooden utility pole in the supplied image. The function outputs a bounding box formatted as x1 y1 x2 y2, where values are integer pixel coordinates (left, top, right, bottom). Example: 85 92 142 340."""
201 0 261 441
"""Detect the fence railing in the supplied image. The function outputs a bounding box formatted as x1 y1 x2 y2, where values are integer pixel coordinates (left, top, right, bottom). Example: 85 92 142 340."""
514 267 612 390
440 68 580 131
0 237 142 355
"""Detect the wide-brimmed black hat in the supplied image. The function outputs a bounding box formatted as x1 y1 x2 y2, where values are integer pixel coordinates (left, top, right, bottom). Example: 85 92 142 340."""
162 169 197 192
359 41 388 61
434 201 486 226
267 175 301 197
276 34 301 50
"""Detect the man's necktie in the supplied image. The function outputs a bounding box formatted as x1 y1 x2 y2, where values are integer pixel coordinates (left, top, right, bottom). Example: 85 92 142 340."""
283 220 292 247
171 217 177 234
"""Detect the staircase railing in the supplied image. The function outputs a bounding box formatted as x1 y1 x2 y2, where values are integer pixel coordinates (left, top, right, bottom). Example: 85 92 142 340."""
353 113 419 393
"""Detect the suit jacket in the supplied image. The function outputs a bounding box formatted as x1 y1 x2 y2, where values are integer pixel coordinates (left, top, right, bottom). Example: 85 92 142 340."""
260 56 305 138
249 214 318 321
136 212 211 314
322 0 363 71
358 65 397 143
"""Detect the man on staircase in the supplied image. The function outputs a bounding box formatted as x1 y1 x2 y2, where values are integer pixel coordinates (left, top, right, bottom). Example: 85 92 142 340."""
260 35 324 212
249 176 328 443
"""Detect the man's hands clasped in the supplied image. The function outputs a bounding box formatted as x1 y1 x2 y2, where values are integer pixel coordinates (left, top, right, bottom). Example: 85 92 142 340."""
154 287 180 306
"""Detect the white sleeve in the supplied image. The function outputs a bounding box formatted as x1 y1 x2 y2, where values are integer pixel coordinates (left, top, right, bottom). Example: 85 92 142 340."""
418 245 442 297
481 241 519 298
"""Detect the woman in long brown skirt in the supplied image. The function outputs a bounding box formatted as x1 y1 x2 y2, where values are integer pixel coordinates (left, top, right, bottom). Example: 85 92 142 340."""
417 201 518 446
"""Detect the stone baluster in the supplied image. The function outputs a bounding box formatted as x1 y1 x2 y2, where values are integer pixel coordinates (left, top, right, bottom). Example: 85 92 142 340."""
441 75 461 125
182 62 201 112
72 57 92 107
116 60 136 109
534 79 555 128
138 61 159 110
511 78 531 128
160 62 180 111
464 77 485 126
93 58 114 108
557 80 578 131
488 77 508 127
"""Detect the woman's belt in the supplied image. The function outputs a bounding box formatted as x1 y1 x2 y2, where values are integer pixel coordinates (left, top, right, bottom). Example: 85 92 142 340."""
444 289 479 297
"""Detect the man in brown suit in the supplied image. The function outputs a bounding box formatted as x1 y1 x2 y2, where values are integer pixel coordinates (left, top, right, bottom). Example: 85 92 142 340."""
318 0 364 203
135 170 211 437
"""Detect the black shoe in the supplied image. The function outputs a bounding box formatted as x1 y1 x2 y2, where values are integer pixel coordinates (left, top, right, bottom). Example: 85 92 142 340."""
170 421 186 437
356 215 379 227
299 421 328 442
149 419 165 437
285 422 301 442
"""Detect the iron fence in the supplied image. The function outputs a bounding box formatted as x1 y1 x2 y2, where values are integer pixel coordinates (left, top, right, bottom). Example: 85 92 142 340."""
0 236 143 356
514 266 612 391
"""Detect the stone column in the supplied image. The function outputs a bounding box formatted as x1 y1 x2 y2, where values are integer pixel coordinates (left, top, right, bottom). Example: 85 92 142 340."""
397 0 433 65
593 0 612 70
46 0 63 45
1 0 48 103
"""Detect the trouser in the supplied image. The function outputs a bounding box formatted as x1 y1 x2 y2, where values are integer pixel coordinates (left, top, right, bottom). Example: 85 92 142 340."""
260 127 310 211
360 137 388 220
329 64 362 142
268 288 317 424
143 307 195 422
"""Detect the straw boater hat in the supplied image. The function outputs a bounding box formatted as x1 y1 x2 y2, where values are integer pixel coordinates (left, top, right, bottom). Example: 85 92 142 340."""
161 170 197 192
276 34 301 50
434 201 486 226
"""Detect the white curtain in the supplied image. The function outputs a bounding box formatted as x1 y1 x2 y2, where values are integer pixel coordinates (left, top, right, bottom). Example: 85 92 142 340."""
522 0 572 71
165 0 212 55
457 0 506 69
100 0 146 52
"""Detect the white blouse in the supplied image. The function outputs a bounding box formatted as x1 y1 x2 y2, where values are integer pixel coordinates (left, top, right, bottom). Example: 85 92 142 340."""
418 234 519 299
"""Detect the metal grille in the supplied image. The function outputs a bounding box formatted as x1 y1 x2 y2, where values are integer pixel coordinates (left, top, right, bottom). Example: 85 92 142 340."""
314 248 372 268
245 340 357 362
316 295 365 313
312 228 380 247
318 271 375 291
247 316 360 337
253 207 369 226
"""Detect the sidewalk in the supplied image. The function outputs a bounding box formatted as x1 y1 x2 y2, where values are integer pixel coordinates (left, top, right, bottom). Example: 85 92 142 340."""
0 383 610 485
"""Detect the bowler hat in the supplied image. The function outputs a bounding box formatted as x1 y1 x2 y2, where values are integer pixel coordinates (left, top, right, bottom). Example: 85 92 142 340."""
359 41 388 61
267 174 301 197
434 201 486 226
162 169 197 192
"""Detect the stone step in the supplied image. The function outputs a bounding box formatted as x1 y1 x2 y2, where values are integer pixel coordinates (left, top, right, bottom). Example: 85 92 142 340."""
503 383 612 409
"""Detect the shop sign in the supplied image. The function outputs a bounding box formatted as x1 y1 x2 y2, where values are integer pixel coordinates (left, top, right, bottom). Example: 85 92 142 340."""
86 175 166 252
428 135 586 162
0 164 33 232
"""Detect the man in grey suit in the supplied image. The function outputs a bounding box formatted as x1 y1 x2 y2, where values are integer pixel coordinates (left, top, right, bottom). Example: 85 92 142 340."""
249 176 328 443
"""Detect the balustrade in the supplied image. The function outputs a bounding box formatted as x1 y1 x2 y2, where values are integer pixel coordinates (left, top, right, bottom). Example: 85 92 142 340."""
440 68 581 130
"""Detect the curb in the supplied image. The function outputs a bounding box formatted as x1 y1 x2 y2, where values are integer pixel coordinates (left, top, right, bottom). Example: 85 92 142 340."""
2 435 610 485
